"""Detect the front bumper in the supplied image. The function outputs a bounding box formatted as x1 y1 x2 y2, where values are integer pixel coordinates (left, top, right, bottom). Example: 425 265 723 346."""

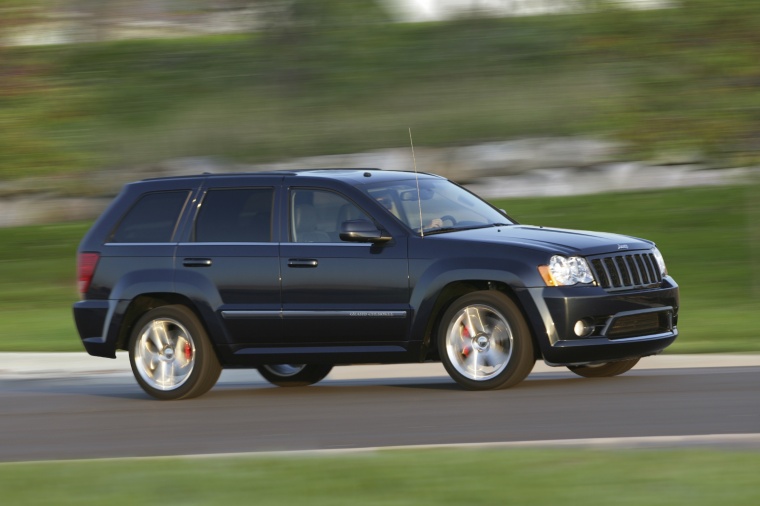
519 277 679 366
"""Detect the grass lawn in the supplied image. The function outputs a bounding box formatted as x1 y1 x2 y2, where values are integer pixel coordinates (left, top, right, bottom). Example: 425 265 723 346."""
0 184 757 352
0 222 86 351
3 1 760 179
1 448 758 505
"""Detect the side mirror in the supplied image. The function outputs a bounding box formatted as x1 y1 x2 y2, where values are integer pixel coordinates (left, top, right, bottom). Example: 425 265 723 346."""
340 219 391 244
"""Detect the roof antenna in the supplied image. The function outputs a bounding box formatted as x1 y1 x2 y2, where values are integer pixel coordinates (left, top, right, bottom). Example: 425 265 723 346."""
409 127 424 238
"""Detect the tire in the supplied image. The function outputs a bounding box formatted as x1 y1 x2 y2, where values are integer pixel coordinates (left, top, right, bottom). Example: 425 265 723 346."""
129 305 221 400
567 358 640 378
438 291 535 390
257 364 333 387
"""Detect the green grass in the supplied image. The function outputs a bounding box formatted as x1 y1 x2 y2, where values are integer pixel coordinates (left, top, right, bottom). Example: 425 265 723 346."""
2 1 760 180
1 449 759 505
0 222 87 351
0 185 758 352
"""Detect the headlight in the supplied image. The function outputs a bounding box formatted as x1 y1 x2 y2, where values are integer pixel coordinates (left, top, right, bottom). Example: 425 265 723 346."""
538 255 595 286
652 246 667 276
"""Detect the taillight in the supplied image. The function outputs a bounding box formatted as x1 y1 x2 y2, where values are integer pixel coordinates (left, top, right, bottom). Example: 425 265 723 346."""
77 252 100 295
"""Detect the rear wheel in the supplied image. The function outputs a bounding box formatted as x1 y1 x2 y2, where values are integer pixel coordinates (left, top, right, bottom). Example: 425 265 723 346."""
438 291 535 390
257 364 333 387
567 358 640 378
129 305 221 400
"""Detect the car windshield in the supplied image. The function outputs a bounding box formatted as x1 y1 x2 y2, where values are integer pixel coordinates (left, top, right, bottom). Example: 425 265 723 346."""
364 178 514 234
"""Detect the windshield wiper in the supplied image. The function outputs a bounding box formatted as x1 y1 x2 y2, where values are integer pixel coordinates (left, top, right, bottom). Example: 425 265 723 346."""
423 221 514 236
423 226 460 236
424 224 498 236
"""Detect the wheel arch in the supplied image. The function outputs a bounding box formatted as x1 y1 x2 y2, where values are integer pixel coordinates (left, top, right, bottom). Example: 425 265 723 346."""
421 280 541 362
115 293 213 353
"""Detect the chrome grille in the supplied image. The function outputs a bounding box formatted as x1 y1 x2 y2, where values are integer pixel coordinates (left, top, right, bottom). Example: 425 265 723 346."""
589 251 663 291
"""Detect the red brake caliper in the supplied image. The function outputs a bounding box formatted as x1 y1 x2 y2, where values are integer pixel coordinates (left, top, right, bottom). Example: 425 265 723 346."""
183 341 193 361
461 324 472 357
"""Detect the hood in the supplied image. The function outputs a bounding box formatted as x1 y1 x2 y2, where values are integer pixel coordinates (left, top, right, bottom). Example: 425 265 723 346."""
440 224 654 256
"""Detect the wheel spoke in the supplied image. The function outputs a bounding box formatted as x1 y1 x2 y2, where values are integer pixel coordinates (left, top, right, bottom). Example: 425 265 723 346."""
148 321 168 351
148 352 159 372
158 360 172 388
138 337 159 372
463 348 480 378
465 307 484 336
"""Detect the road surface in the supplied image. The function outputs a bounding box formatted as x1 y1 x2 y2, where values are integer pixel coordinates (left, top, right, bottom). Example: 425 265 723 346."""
0 354 758 462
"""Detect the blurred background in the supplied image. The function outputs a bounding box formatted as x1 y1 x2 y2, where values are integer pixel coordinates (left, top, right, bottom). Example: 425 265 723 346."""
0 0 758 352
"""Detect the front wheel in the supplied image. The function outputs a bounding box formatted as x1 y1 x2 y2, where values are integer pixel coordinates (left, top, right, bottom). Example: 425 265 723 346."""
567 358 640 378
129 305 221 400
438 291 535 390
257 364 333 387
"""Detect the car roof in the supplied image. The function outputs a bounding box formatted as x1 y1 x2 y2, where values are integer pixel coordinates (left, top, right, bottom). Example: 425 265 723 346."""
140 169 445 185
287 168 443 184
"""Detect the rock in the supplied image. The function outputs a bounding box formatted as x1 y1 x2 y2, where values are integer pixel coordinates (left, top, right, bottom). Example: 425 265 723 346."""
1 140 756 228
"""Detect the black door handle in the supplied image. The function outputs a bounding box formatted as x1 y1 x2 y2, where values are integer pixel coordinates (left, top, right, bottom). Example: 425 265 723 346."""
183 258 212 267
288 258 318 268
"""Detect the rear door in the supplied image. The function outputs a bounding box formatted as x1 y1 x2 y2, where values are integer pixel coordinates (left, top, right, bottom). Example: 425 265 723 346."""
175 175 282 347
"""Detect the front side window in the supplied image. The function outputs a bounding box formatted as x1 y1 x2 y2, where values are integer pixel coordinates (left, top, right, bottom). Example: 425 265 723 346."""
290 189 371 243
110 191 189 243
195 188 273 242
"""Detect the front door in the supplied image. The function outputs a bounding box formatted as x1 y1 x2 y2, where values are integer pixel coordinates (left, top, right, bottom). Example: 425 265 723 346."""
280 186 410 345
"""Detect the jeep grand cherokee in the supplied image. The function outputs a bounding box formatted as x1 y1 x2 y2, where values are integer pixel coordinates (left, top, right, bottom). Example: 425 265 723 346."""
73 170 679 399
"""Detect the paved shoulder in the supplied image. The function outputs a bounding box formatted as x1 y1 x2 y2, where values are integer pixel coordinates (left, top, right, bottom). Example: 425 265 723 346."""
0 352 758 380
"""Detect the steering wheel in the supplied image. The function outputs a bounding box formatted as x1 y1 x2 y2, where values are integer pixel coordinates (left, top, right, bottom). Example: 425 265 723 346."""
440 215 457 227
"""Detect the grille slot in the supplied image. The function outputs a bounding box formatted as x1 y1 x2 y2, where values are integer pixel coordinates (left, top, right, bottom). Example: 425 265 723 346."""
604 310 673 340
590 252 663 291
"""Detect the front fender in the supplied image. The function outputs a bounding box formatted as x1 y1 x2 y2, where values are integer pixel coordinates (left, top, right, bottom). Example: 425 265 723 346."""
409 256 535 345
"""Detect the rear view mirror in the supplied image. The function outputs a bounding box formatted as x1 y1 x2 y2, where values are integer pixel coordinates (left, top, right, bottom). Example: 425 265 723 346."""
400 188 434 201
339 219 391 244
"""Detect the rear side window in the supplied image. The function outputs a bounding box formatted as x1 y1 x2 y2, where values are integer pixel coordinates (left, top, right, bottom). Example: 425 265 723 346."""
110 191 189 243
195 188 274 242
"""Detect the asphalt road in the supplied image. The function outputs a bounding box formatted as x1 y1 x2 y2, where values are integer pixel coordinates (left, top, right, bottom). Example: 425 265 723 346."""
1 360 758 462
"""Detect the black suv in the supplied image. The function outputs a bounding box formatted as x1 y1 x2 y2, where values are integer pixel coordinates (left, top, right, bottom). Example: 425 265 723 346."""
73 169 679 399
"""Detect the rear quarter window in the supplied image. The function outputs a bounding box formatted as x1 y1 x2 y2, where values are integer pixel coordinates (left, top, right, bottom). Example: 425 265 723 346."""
109 191 190 243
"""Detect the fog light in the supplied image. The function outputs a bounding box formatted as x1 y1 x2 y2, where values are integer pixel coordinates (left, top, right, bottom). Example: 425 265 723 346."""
573 319 594 337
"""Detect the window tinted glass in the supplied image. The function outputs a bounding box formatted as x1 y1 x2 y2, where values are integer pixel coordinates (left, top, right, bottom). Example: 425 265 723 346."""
365 179 512 233
196 188 273 242
290 189 370 243
110 191 189 243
